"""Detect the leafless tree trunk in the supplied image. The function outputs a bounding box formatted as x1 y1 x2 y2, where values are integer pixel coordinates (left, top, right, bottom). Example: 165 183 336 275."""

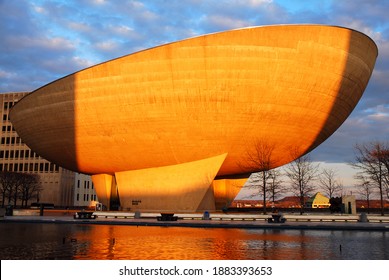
319 168 342 198
267 169 284 203
239 139 277 214
0 171 18 207
285 152 319 214
377 145 389 199
355 175 375 214
19 174 42 208
0 172 12 207
350 141 389 216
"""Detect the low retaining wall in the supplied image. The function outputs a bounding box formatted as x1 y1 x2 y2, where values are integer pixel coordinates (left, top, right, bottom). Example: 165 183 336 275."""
92 211 389 223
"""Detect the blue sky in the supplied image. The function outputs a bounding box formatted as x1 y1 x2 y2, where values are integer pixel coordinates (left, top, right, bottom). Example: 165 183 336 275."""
1 0 389 190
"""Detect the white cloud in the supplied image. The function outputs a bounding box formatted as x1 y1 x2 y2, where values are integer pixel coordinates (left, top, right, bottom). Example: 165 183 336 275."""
0 70 13 79
95 40 120 52
71 56 95 69
204 14 251 30
68 22 93 33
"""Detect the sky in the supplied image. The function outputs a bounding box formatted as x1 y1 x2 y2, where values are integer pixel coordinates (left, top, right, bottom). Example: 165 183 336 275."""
1 0 388 193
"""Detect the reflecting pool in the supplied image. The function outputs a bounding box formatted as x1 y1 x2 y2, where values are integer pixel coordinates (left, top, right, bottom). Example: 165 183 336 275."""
0 223 387 260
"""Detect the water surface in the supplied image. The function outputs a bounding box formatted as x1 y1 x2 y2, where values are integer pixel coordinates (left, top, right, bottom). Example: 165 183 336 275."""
0 223 387 260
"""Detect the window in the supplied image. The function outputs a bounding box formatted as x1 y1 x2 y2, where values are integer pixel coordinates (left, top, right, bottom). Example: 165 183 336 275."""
76 194 79 201
77 180 80 188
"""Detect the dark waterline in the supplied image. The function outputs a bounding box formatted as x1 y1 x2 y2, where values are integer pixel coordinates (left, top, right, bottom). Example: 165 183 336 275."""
0 223 387 260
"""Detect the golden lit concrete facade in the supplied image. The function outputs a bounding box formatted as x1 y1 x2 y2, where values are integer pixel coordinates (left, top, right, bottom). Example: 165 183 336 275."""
10 25 377 212
1 92 95 207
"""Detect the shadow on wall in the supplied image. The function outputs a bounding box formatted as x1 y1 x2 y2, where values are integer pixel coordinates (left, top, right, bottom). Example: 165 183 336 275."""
304 29 378 157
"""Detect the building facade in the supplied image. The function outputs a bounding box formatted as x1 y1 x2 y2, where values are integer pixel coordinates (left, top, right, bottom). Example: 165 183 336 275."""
74 172 98 208
0 92 96 208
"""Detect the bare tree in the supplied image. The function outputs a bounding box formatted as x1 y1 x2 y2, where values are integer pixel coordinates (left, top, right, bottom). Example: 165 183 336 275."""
0 171 15 207
0 171 19 206
377 144 389 199
19 173 42 208
285 152 319 214
239 139 277 214
267 168 285 203
355 174 375 214
319 168 343 198
350 141 389 216
0 172 42 208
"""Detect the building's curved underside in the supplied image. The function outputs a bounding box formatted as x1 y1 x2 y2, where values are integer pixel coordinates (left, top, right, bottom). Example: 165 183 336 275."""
10 25 377 211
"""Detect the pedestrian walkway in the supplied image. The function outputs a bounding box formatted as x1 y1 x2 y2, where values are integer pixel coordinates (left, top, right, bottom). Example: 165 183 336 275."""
1 212 389 231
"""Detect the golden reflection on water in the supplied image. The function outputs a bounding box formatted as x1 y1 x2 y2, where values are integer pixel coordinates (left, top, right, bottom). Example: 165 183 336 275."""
69 225 319 260
0 223 387 260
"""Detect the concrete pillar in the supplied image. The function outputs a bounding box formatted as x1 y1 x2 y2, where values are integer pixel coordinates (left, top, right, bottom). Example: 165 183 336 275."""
91 174 115 210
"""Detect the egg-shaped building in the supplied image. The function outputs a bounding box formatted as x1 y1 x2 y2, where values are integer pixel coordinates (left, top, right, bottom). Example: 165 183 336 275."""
10 25 377 212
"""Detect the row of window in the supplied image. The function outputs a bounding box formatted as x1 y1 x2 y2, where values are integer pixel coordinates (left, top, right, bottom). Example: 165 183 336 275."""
3 101 16 110
2 114 10 121
0 162 59 173
2 125 16 132
77 180 93 189
76 193 97 202
1 136 23 145
0 149 39 159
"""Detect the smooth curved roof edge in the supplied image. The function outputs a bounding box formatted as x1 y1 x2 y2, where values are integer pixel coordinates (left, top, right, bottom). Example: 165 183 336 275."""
11 24 378 107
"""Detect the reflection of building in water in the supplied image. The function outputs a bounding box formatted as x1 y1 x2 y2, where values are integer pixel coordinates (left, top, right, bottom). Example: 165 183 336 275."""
0 92 95 207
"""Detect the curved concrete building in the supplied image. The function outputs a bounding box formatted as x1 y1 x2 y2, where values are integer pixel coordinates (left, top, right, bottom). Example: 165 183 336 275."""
10 25 377 212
